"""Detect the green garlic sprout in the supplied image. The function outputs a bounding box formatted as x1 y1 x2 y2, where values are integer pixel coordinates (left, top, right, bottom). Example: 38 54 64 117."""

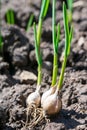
6 9 15 24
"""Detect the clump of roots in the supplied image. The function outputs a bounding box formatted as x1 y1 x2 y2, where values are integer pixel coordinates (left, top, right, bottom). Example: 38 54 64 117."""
25 104 50 129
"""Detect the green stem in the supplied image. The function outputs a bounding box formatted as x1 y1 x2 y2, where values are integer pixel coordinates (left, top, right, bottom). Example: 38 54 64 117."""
57 2 72 90
52 0 58 87
37 19 42 47
11 10 15 24
35 0 49 86
26 14 34 32
6 10 11 24
52 52 58 86
34 19 42 86
52 0 56 53
58 56 67 90
36 19 42 86
37 64 42 86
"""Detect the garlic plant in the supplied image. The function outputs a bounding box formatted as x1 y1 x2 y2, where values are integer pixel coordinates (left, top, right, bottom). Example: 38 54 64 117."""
26 0 73 117
26 0 50 108
6 9 15 24
41 1 73 115
41 0 60 106
26 14 34 32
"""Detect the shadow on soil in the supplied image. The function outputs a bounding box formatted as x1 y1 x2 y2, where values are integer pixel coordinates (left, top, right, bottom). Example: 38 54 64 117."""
50 109 87 129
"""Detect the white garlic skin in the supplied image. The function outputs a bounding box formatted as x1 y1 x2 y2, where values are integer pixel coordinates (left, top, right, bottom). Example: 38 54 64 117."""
26 89 41 107
41 87 56 105
42 91 62 115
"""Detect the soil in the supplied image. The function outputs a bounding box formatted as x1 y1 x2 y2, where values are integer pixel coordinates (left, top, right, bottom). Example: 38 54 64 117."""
0 0 87 130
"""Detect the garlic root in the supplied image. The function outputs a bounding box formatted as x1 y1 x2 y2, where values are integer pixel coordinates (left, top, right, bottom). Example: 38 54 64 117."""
25 86 41 128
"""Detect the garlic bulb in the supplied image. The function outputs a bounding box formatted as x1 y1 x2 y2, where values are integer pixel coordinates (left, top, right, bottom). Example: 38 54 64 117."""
26 86 41 107
41 89 62 115
41 86 56 105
